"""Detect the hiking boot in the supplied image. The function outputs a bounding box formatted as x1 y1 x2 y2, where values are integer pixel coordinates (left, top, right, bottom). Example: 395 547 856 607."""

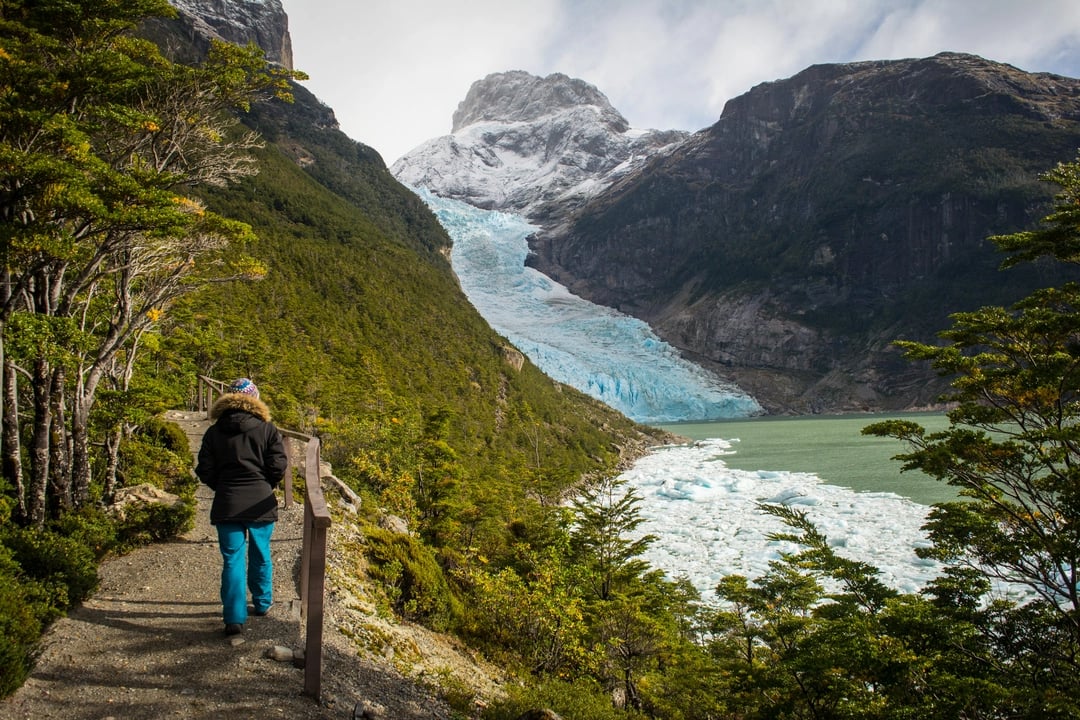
224 623 243 636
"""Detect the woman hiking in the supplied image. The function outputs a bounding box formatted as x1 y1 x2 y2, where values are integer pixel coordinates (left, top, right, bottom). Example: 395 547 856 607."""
196 378 288 635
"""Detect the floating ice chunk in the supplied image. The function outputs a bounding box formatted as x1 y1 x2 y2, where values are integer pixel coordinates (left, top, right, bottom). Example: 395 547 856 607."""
763 488 819 505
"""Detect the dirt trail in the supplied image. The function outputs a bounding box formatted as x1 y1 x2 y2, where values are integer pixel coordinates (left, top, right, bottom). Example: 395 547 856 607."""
0 410 456 720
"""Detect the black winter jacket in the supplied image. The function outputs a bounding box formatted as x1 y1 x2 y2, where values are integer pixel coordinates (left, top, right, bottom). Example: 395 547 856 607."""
196 393 288 524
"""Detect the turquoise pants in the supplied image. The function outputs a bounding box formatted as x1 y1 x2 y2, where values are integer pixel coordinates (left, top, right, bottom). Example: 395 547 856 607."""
216 521 275 625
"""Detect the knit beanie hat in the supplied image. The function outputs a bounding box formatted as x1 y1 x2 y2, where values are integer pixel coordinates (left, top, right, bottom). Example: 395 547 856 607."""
229 378 260 399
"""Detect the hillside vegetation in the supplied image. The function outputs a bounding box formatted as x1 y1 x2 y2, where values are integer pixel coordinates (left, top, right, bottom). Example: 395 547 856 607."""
0 0 660 699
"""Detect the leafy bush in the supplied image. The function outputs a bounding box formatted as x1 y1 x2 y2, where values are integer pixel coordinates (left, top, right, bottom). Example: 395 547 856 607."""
115 500 196 552
0 546 45 698
483 678 640 720
1 527 99 611
0 525 101 699
49 507 118 560
364 526 463 631
140 416 190 456
118 419 195 495
104 417 197 551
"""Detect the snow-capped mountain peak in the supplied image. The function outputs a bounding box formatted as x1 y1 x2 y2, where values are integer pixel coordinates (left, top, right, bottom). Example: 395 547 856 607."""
392 71 688 221
451 70 628 133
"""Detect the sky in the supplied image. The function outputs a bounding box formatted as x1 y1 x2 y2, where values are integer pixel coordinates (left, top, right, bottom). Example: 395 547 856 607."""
279 0 1080 165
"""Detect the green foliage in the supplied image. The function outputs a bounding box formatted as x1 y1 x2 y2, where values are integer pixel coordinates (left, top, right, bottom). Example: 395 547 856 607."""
991 158 1080 268
1 526 98 615
570 475 657 602
114 500 195 552
864 294 1080 612
0 546 45 698
483 678 642 720
0 0 307 527
47 507 119 561
458 546 596 676
115 418 196 496
857 153 1080 716
709 508 1018 720
364 526 463 630
138 416 190 456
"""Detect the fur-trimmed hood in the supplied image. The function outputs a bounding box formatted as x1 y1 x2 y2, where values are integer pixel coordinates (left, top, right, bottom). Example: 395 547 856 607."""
209 392 271 422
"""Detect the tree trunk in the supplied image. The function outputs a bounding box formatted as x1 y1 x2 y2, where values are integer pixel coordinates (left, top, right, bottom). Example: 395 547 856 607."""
102 425 122 502
48 366 71 515
624 669 641 711
2 355 25 523
69 393 93 508
27 357 51 526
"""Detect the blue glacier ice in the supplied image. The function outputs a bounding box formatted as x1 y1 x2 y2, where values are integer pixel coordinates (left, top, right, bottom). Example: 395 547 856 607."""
416 188 762 424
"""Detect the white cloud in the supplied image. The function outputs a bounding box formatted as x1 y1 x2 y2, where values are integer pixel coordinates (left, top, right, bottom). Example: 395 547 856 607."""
280 0 1080 164
859 0 1080 69
283 0 562 161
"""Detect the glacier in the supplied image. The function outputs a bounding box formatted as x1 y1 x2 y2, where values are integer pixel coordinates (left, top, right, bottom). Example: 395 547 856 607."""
418 188 761 424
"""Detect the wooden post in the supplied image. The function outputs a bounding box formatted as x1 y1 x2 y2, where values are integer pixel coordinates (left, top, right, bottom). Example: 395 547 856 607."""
301 437 330 700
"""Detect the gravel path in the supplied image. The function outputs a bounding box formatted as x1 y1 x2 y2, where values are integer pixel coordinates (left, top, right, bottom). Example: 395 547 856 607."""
0 410 457 720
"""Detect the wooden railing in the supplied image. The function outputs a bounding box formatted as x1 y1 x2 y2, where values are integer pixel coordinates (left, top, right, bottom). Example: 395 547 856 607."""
195 375 330 700
280 428 330 700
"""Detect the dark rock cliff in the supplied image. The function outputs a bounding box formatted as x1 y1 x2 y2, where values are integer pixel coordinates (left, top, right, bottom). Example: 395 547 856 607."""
146 0 293 69
528 53 1080 413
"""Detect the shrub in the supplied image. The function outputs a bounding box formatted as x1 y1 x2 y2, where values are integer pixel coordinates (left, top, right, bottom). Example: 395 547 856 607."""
0 547 43 698
115 499 195 551
364 526 463 631
1 526 99 610
0 525 103 699
483 678 640 720
49 506 118 560
0 582 42 697
117 418 194 494
141 416 190 455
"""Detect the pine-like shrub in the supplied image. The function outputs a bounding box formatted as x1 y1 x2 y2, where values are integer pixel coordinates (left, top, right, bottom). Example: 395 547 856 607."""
1 527 99 611
364 526 463 631
0 548 44 698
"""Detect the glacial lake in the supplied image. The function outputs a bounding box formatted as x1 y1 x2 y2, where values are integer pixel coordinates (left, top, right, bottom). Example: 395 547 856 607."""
657 412 956 506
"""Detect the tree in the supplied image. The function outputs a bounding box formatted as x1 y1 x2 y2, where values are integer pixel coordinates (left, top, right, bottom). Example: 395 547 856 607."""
0 0 303 524
569 474 657 603
711 507 1013 719
457 545 596 676
865 153 1080 703
569 475 670 711
415 408 467 548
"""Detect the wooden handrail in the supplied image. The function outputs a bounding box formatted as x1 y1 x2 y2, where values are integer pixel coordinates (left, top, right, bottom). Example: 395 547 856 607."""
194 375 330 700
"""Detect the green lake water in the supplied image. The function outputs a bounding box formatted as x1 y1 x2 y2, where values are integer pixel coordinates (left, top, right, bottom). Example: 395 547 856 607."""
657 413 957 506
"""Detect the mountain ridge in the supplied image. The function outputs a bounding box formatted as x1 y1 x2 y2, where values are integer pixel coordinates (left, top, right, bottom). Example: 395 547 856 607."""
430 53 1080 413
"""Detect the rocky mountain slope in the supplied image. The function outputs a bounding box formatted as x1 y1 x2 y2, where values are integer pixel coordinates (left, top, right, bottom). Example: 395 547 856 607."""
519 54 1080 413
148 0 293 68
392 71 687 222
